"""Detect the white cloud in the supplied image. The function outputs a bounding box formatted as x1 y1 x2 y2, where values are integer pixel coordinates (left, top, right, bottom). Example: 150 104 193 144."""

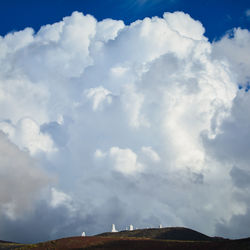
0 76 49 125
163 12 206 41
121 84 149 128
141 146 160 162
110 66 128 77
109 147 144 176
0 28 34 56
50 188 74 212
85 86 112 111
0 11 249 241
212 28 250 85
0 118 57 155
94 149 107 158
96 18 125 42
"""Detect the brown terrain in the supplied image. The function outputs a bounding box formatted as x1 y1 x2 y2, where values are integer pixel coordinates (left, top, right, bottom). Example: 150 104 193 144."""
0 227 250 250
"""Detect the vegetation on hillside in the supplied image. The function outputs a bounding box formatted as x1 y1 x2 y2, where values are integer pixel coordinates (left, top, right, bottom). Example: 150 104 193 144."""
0 227 249 250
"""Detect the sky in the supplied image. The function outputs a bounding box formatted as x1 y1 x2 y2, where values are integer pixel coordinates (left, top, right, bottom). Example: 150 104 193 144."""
0 0 249 40
0 0 250 244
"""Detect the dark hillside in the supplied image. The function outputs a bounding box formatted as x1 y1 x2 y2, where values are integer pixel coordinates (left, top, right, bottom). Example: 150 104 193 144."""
0 228 249 249
5 236 250 250
0 240 25 250
97 227 213 241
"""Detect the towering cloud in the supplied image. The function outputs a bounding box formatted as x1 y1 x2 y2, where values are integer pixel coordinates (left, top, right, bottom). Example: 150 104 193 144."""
0 11 249 242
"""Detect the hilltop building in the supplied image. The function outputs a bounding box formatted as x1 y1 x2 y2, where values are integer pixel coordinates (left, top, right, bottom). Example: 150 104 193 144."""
111 224 118 232
110 223 162 232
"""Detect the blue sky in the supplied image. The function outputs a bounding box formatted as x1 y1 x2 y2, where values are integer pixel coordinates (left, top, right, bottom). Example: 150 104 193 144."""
0 0 250 244
0 0 249 40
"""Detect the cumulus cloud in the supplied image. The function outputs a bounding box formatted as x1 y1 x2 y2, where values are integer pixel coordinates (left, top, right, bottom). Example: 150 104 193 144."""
141 146 160 162
50 188 73 209
0 118 57 155
212 28 250 86
109 147 144 176
163 12 206 40
0 10 250 242
85 86 112 111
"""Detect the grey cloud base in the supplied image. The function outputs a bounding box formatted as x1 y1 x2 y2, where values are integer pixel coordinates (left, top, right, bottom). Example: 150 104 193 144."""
0 11 250 243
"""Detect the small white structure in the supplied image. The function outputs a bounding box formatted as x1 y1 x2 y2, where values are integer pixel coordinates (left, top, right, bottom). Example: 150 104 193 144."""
159 224 163 229
82 232 86 237
129 224 134 231
111 224 118 232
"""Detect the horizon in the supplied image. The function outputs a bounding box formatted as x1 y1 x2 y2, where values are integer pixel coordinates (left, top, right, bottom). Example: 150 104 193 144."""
0 0 250 244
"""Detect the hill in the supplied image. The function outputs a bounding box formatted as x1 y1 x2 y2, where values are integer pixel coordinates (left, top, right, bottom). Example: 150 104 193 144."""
0 240 25 249
0 227 250 249
97 227 214 241
1 236 249 250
